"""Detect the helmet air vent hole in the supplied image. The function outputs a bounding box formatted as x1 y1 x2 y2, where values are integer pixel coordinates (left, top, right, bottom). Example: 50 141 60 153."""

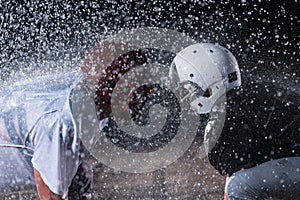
190 73 194 78
193 50 197 53
203 88 212 98
209 49 214 53
198 103 203 107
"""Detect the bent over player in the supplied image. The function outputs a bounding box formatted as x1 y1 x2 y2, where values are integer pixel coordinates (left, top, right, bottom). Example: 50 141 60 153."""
0 38 148 199
170 43 300 199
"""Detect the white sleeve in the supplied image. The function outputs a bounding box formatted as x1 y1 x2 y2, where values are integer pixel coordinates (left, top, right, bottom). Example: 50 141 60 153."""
31 109 80 198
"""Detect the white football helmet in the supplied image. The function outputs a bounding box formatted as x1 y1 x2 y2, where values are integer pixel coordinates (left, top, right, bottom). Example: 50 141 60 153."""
170 43 241 114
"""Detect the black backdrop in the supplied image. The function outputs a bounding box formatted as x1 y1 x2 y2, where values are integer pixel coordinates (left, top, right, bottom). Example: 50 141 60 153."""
0 0 299 84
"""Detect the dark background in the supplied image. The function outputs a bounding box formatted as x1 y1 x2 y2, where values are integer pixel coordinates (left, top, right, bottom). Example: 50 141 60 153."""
0 0 299 84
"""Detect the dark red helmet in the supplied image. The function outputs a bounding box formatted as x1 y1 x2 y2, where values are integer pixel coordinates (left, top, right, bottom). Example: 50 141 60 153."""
95 48 147 105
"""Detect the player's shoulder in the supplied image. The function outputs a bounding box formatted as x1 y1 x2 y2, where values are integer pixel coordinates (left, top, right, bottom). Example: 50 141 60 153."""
227 75 299 107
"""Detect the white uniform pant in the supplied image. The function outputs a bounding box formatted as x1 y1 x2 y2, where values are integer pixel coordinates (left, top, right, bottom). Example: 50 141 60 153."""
225 157 300 200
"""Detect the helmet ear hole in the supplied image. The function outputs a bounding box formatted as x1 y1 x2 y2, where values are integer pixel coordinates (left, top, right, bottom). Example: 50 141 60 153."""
228 71 238 83
203 88 212 98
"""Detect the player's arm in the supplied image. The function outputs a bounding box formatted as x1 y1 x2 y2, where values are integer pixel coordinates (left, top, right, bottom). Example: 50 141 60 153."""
34 168 67 200
224 176 230 200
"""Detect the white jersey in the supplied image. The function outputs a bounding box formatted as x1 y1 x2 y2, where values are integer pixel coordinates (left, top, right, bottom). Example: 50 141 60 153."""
0 71 102 197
